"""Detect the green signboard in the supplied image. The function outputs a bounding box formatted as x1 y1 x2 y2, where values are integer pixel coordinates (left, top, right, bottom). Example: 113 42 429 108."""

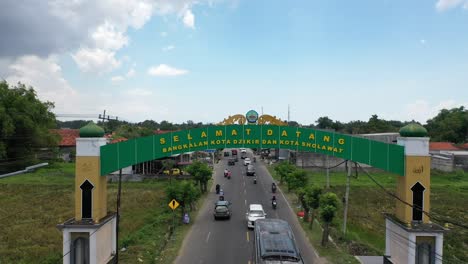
100 125 404 176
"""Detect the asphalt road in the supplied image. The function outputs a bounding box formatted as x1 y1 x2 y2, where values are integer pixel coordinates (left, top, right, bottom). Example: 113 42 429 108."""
174 150 320 264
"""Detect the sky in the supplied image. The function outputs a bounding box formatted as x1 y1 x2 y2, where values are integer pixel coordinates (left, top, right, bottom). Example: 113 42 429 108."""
1 0 467 125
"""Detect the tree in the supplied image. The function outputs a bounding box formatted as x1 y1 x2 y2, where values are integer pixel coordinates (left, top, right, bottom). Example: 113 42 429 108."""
165 180 200 219
320 192 340 246
285 169 307 192
0 81 59 173
425 107 468 143
316 116 334 129
274 161 296 184
185 160 212 193
306 186 322 229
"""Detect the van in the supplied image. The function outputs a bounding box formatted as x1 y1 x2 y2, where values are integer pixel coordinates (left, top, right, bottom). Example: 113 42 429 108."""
246 165 255 176
254 219 303 263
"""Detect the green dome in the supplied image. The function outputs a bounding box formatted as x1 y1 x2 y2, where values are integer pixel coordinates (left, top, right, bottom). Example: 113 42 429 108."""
399 123 428 137
79 122 105 138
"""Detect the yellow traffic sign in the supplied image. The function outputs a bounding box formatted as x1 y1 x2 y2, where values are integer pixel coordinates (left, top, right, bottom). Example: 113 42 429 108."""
168 199 180 210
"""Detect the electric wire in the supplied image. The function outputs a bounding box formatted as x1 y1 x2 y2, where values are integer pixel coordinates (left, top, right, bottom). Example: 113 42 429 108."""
356 163 468 230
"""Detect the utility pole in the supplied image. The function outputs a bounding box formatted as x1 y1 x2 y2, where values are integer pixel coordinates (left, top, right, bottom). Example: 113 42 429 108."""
326 155 330 189
342 161 351 235
115 169 122 263
98 110 118 133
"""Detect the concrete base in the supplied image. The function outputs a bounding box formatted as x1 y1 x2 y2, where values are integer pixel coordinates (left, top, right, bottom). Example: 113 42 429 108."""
57 213 117 264
385 215 446 264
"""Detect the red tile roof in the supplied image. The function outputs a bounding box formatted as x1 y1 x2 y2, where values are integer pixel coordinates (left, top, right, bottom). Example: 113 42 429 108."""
51 129 80 147
460 143 468 150
154 129 172 134
429 142 461 151
110 137 128 143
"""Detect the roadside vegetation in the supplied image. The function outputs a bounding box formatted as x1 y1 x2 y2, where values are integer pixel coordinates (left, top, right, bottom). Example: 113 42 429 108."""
269 161 468 264
0 161 213 264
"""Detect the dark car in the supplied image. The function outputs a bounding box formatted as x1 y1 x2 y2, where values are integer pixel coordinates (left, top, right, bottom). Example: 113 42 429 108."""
224 151 230 157
228 158 235 166
214 201 231 220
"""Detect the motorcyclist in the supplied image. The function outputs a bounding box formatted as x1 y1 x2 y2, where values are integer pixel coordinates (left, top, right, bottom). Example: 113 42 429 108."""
271 195 277 209
215 184 220 194
224 169 228 177
227 170 232 179
272 182 277 193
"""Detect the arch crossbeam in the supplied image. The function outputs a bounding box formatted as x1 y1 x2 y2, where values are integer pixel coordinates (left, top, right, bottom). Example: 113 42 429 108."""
100 125 404 176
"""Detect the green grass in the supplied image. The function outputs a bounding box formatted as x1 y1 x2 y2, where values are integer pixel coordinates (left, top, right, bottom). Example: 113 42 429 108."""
268 165 468 263
0 162 211 264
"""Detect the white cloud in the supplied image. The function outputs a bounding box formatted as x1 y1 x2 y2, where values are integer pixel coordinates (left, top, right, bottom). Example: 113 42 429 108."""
147 64 188 76
111 75 125 82
160 31 168 37
72 48 121 73
126 68 136 77
124 88 153 96
5 55 79 114
435 0 468 11
162 45 175 52
405 99 468 123
92 21 129 50
182 9 195 28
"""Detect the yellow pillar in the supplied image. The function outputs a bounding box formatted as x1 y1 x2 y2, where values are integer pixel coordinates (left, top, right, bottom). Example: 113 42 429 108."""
74 122 108 223
396 124 431 224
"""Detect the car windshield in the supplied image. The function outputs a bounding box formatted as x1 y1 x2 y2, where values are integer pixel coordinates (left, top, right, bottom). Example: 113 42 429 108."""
249 210 264 217
216 206 229 212
245 158 250 161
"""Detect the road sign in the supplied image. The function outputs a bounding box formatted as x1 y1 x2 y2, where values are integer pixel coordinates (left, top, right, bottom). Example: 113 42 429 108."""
168 199 180 210
204 149 216 153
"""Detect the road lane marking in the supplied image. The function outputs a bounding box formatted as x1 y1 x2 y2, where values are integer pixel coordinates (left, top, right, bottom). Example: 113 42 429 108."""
246 231 250 242
206 231 211 243
244 189 246 194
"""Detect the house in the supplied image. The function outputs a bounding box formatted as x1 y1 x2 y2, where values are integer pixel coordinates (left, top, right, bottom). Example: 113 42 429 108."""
429 142 468 172
50 129 80 162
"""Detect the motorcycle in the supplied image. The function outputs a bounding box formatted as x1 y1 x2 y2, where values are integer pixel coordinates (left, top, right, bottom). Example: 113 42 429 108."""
253 177 257 184
272 200 277 210
272 185 277 193
215 184 220 194
227 174 231 179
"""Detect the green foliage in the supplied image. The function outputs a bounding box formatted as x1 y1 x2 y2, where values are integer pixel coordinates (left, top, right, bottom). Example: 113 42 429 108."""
185 160 212 192
165 180 201 213
274 161 296 183
425 106 468 143
285 169 308 191
114 124 154 139
0 81 59 173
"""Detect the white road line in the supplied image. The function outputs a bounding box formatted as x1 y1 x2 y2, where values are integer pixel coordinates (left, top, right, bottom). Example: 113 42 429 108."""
245 199 247 205
244 189 246 194
206 231 211 243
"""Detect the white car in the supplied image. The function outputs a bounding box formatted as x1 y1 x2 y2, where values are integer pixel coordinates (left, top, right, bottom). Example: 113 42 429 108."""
243 157 251 166
246 204 266 228
240 148 247 153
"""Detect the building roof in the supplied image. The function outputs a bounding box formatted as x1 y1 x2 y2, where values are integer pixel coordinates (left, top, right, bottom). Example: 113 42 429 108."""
154 129 172 134
460 143 468 150
51 129 80 147
429 142 461 151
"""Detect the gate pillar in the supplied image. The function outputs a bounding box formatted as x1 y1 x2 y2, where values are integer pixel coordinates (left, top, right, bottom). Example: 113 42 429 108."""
385 123 446 264
57 122 116 264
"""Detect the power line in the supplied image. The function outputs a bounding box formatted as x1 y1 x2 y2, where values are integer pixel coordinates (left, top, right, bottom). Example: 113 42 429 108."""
356 163 468 230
